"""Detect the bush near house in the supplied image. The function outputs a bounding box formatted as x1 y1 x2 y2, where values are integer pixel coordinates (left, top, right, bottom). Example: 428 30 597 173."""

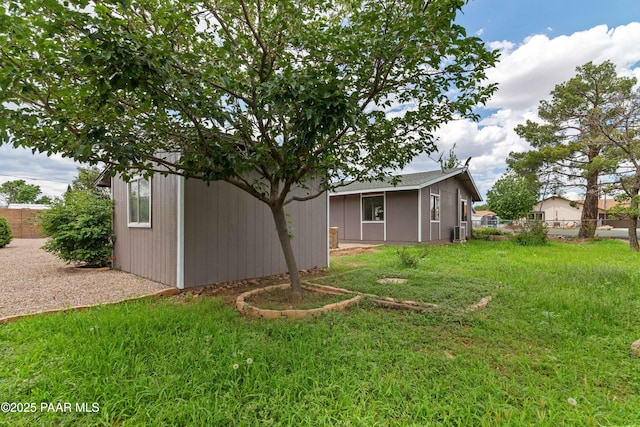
0 215 12 247
40 190 113 267
512 220 549 246
471 227 508 240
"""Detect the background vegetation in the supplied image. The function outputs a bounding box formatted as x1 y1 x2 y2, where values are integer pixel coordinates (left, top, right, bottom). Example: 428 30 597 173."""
0 215 12 247
39 190 113 267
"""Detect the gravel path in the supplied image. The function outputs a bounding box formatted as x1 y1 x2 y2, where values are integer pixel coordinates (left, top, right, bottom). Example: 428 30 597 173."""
0 239 172 320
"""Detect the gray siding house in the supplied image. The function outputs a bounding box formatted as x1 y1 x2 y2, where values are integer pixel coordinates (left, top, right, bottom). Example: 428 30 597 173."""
330 168 481 245
110 173 328 289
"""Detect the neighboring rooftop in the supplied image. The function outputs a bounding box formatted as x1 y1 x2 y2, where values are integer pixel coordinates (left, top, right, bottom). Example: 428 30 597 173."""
331 168 482 201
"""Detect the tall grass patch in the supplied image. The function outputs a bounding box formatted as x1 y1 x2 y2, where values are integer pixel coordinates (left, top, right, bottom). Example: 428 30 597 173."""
0 239 639 426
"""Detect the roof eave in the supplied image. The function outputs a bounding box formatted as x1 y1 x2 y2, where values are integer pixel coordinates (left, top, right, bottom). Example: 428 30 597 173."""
330 168 469 196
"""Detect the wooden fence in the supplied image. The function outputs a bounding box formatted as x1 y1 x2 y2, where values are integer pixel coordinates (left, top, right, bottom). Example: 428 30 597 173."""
0 208 47 238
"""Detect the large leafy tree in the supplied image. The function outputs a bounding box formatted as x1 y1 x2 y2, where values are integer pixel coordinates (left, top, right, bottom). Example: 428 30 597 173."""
485 173 538 222
0 0 497 299
70 166 110 198
509 61 632 239
0 179 41 205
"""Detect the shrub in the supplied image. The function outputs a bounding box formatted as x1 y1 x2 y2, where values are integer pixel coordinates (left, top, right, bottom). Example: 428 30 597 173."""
512 221 548 246
471 227 507 240
0 215 12 248
396 246 428 268
40 190 113 267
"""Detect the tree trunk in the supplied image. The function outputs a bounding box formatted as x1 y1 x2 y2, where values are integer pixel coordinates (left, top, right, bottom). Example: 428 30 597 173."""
270 203 302 302
629 192 639 252
628 217 639 252
579 172 599 239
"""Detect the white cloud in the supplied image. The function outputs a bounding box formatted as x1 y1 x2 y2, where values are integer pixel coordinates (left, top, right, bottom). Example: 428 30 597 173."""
0 145 79 198
405 22 640 200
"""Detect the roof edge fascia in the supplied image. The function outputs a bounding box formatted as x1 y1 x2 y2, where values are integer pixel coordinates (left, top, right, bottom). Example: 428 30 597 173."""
329 168 466 196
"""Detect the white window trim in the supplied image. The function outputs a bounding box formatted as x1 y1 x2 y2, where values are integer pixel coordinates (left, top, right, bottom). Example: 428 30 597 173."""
127 176 152 228
460 198 468 227
360 193 386 241
430 193 441 223
361 193 385 223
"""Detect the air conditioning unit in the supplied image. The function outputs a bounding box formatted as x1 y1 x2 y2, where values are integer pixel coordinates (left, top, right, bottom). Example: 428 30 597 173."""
453 226 466 242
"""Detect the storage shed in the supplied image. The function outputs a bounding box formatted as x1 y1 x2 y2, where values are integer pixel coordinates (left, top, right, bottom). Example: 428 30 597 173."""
108 173 328 289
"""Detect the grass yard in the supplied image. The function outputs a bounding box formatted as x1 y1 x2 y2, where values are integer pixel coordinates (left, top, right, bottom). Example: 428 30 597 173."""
1 239 639 426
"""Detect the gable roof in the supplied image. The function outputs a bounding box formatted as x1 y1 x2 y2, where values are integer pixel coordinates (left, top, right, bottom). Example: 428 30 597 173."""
331 168 482 201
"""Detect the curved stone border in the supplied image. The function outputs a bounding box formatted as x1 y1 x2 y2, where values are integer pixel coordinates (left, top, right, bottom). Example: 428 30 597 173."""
377 278 407 284
0 288 179 325
236 283 361 319
465 295 493 312
631 338 640 358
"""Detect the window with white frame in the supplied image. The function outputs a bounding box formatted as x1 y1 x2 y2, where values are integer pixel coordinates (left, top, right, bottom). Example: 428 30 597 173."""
430 194 440 221
460 199 468 223
128 177 151 227
362 195 384 221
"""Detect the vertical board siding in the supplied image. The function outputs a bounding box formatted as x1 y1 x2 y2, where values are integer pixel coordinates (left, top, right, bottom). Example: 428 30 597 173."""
183 180 328 288
428 177 473 243
420 187 431 242
385 190 418 242
343 195 361 240
329 196 346 239
112 174 178 286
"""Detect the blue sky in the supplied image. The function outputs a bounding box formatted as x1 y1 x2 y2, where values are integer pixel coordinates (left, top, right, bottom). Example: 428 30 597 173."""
402 0 640 200
457 0 640 42
1 0 640 201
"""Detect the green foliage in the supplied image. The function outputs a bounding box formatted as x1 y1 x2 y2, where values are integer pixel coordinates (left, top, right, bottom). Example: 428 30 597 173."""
69 166 110 199
40 190 113 267
512 221 549 246
0 179 41 205
0 0 498 296
0 215 12 247
486 173 538 220
509 61 637 238
0 0 497 192
395 246 428 268
471 227 507 240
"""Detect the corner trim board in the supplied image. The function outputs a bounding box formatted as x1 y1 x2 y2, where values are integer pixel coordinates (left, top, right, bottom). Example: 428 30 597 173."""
176 175 185 289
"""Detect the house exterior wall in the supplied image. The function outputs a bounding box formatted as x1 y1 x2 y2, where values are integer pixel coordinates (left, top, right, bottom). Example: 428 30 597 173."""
112 173 179 286
423 176 472 244
329 194 360 241
330 176 474 245
182 179 328 288
533 197 582 226
386 190 418 242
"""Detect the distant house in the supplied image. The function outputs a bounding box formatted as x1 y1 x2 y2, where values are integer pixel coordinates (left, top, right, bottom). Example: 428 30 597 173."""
532 196 583 227
105 172 328 289
329 168 481 245
531 196 632 228
473 210 497 228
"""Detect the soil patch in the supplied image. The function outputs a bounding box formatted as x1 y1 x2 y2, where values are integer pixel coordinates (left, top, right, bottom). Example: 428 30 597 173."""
174 268 326 306
245 286 354 310
331 246 383 257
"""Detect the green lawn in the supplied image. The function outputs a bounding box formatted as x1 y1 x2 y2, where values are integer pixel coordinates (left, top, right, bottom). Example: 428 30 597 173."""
1 239 639 426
